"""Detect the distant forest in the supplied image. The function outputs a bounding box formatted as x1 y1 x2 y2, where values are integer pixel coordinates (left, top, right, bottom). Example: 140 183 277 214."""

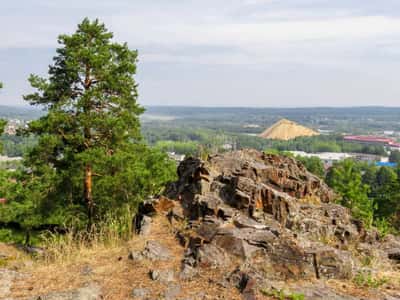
2 105 400 133
1 105 400 157
144 106 400 134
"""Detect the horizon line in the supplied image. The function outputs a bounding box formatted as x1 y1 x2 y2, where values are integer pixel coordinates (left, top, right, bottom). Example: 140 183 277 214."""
3 104 400 110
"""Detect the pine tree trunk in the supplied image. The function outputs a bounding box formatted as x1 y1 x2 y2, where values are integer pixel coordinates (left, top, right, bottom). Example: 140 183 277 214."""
85 164 94 227
24 229 30 246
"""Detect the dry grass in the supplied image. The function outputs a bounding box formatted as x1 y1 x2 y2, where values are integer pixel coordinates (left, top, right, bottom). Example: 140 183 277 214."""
0 243 30 267
4 214 400 299
299 195 322 205
12 212 400 300
7 215 242 299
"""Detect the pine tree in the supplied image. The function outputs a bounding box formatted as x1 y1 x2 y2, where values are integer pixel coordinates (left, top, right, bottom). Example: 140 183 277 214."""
23 19 175 227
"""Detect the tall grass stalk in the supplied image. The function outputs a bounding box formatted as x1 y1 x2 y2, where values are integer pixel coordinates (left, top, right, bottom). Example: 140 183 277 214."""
40 204 135 265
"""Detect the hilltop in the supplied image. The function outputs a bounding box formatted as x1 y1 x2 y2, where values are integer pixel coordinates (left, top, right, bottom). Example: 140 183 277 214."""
2 150 400 299
259 119 319 140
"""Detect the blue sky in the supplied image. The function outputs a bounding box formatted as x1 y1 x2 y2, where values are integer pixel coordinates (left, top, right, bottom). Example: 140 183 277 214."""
1 0 400 107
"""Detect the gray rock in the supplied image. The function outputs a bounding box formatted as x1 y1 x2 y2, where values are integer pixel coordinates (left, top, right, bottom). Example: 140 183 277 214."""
131 288 150 299
179 264 198 281
138 215 152 236
142 241 171 261
305 245 354 279
164 284 181 300
128 250 144 261
149 269 175 283
19 245 45 257
387 248 400 261
196 216 221 242
290 283 359 300
34 283 102 300
233 215 268 230
182 291 206 300
0 269 24 299
196 244 231 268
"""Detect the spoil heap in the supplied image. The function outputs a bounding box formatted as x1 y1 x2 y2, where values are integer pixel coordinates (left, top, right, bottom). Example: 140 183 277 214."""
259 119 319 140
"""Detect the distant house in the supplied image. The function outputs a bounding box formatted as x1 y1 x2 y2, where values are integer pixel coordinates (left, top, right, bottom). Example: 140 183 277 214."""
243 124 260 128
344 135 400 151
384 131 395 136
0 156 23 162
291 151 387 168
352 153 384 163
318 129 333 135
290 151 353 168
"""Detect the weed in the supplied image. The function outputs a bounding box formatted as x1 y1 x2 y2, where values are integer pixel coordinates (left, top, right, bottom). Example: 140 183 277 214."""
374 218 397 238
360 255 374 267
353 271 388 288
260 288 305 300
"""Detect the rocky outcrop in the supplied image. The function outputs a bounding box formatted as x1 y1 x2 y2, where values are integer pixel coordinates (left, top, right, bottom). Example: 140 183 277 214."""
133 150 400 298
167 150 334 221
163 150 358 279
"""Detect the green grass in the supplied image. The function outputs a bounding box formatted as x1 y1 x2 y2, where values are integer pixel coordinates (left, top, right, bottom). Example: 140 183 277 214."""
260 288 305 300
0 228 42 245
353 271 388 288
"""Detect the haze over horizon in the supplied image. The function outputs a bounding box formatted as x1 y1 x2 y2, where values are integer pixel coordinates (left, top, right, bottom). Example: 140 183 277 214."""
1 0 400 107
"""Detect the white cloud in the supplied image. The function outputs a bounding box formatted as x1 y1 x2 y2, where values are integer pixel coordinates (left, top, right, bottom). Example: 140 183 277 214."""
2 0 400 106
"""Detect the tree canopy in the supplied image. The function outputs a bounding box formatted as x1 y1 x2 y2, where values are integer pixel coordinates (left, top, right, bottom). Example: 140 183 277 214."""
15 18 176 229
326 159 374 227
390 150 400 165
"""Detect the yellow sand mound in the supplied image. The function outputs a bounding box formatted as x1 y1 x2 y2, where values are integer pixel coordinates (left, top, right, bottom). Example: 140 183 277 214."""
259 118 319 140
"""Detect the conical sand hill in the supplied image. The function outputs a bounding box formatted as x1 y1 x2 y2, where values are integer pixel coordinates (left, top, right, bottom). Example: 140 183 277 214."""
259 118 319 140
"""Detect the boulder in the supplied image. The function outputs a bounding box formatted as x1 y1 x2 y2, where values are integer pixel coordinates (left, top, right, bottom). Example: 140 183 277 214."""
195 243 231 268
142 241 171 261
304 245 354 279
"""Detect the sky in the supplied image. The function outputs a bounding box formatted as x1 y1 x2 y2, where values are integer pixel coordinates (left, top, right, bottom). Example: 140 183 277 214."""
1 0 400 107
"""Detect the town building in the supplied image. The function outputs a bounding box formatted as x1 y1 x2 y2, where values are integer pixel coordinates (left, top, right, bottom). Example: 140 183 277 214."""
344 135 400 150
